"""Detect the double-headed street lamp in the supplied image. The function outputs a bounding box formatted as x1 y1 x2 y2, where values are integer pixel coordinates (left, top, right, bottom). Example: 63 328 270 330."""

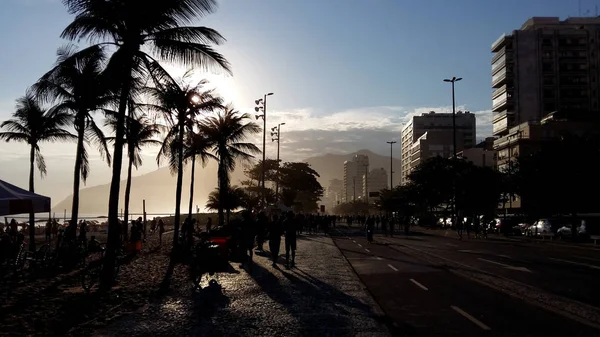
271 122 285 202
386 141 397 189
443 76 462 236
255 92 273 207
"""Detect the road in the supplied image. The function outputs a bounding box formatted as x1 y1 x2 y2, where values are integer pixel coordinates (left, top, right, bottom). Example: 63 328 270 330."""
331 224 600 337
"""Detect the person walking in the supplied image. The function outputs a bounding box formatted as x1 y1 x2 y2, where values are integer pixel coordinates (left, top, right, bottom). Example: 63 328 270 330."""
284 211 298 269
268 214 283 267
241 211 256 270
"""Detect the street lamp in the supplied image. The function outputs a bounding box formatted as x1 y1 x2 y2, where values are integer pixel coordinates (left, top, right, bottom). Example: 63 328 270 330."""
443 76 462 237
271 122 285 202
255 92 274 207
386 141 397 189
363 163 369 212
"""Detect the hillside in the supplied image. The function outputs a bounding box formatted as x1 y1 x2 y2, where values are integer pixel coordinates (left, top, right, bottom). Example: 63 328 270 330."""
52 149 401 214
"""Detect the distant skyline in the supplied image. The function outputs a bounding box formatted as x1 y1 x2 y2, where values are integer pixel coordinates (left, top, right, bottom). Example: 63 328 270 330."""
0 0 591 202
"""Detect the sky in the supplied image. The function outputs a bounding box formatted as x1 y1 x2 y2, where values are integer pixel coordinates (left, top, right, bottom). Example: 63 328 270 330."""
0 0 591 202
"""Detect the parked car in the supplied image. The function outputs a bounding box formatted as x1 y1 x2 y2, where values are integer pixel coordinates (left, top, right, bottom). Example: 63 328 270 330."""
556 221 589 240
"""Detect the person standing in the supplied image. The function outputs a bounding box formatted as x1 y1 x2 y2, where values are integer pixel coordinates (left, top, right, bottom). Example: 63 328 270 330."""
284 211 298 269
241 211 256 270
268 214 283 267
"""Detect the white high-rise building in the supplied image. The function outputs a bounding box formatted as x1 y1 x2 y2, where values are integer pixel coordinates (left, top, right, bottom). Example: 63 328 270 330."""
362 168 388 203
342 154 369 202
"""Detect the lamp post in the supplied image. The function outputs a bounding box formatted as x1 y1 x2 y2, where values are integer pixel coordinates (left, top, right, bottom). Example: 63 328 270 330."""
386 141 396 189
443 76 462 236
255 93 273 207
271 122 285 202
363 163 369 213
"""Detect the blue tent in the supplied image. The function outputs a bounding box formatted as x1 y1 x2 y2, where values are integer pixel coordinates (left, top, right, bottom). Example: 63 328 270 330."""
0 179 51 216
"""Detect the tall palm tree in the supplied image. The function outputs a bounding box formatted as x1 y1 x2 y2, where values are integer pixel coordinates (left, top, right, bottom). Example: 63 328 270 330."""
107 112 163 235
182 131 215 221
150 70 222 247
200 105 261 226
0 93 75 251
33 45 113 237
61 0 231 269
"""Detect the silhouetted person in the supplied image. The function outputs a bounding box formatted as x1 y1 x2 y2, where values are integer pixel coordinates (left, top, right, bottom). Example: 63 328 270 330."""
268 214 283 267
241 211 256 270
284 211 297 269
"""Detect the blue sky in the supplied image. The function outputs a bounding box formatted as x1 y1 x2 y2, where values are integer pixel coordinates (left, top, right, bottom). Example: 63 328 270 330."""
0 0 588 200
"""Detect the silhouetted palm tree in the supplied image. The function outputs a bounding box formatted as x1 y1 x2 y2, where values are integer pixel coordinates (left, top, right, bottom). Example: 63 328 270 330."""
150 70 222 247
0 93 75 251
200 106 261 226
182 131 216 221
61 0 231 274
107 112 163 234
205 185 246 217
33 45 113 236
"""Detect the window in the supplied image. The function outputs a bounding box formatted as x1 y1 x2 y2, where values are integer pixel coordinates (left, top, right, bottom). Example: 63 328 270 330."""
542 62 554 72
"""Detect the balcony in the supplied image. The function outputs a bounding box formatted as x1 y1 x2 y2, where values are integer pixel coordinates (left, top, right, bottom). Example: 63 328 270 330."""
492 84 507 99
492 111 515 136
492 92 512 111
492 68 512 88
491 34 512 53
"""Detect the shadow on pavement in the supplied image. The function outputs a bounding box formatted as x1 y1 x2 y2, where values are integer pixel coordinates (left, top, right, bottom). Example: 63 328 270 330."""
248 261 380 335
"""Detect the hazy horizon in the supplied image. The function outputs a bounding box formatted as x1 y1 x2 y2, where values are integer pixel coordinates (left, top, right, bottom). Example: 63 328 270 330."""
0 0 579 204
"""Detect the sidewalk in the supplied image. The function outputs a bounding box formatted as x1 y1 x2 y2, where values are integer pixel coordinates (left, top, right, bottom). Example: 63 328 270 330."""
84 234 391 337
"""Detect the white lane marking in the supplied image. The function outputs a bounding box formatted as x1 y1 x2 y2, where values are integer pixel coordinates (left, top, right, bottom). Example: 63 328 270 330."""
352 240 356 243
458 249 484 254
365 249 371 253
549 257 600 270
445 243 459 247
409 278 428 291
478 258 532 273
572 255 600 263
387 264 399 272
497 254 511 259
357 244 363 248
451 306 491 330
375 256 383 260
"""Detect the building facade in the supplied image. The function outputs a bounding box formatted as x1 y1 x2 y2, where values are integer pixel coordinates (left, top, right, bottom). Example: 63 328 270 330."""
457 137 497 168
362 168 388 203
400 111 476 185
492 16 600 137
325 179 344 209
342 154 369 202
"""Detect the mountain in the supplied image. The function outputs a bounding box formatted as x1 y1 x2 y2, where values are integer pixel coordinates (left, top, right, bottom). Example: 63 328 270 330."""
303 149 401 189
52 149 402 215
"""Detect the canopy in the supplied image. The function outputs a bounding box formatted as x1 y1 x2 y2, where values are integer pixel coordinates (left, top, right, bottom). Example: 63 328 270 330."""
0 179 51 216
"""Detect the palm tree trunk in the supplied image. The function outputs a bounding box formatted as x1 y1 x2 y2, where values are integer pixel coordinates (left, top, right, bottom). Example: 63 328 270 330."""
70 118 85 243
188 154 196 221
123 151 134 241
102 52 134 289
28 145 36 252
173 123 185 247
217 158 226 227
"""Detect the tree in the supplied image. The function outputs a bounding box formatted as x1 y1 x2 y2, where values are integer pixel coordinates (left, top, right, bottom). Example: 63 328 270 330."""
151 71 222 248
182 131 216 221
33 45 113 238
201 106 261 226
205 186 246 221
106 112 162 235
278 162 324 212
407 157 454 212
0 93 75 251
61 0 231 283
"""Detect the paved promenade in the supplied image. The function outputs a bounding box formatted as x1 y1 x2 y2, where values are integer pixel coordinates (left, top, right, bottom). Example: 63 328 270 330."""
88 234 391 337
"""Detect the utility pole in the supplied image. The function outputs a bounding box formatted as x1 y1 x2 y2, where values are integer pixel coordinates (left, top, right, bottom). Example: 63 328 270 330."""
363 163 370 213
254 93 274 208
386 141 396 189
353 177 356 202
271 123 285 202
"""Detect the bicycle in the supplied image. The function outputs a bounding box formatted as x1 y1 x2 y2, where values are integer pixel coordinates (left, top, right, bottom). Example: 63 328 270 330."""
80 245 124 293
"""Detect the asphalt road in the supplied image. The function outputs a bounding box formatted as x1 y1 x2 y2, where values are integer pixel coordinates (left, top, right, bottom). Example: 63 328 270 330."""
331 224 600 337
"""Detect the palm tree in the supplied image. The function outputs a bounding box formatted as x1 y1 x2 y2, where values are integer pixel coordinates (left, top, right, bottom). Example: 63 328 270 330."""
33 45 113 237
200 106 261 226
0 93 75 251
182 131 216 221
106 112 163 236
151 70 222 247
61 0 231 270
206 185 246 217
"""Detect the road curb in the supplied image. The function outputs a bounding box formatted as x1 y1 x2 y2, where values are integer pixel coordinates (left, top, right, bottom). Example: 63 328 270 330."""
380 237 600 331
329 230 400 337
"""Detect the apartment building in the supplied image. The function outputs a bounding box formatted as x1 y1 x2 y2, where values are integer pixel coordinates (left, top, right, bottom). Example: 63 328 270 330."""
342 154 369 202
400 111 476 185
492 16 600 137
325 179 344 209
457 137 497 168
362 168 388 203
